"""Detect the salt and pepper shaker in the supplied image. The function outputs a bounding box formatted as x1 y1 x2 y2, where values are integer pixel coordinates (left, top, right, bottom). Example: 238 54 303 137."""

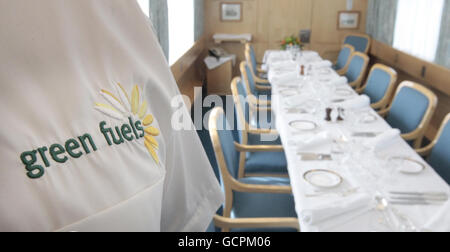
300 65 305 76
337 107 345 121
325 108 333 122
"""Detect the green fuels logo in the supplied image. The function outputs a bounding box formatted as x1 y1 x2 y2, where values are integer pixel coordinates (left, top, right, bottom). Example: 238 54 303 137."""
20 83 160 179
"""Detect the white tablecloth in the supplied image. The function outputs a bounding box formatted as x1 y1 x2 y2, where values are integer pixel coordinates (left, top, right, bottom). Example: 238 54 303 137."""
266 50 450 232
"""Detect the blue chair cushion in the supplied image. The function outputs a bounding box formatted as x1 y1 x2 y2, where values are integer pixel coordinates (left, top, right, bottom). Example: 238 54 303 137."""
429 122 450 185
245 151 288 175
345 55 365 83
334 46 352 71
216 115 240 179
249 45 258 75
344 36 369 53
363 68 392 104
243 64 272 98
232 177 296 218
386 86 429 134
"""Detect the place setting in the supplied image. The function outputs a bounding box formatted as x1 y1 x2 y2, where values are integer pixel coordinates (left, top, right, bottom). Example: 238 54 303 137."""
284 98 321 115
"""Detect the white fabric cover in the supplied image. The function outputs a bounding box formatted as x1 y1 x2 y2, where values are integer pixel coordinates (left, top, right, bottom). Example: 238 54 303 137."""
0 0 223 232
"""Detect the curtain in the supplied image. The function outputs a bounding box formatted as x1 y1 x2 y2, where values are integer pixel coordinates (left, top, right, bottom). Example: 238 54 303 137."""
194 0 204 41
393 0 445 62
366 0 398 46
149 0 169 59
436 0 450 69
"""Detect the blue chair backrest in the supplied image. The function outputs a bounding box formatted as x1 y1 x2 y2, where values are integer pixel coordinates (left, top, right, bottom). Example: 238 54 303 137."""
386 86 429 134
429 121 450 185
345 54 365 83
249 45 258 75
335 46 352 71
363 68 392 104
215 111 240 179
235 80 250 144
242 64 257 94
344 35 369 53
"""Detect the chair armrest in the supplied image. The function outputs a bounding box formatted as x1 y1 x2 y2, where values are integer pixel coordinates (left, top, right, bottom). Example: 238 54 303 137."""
255 84 272 91
255 76 271 85
355 86 364 94
415 144 434 157
336 68 346 75
248 95 271 106
401 129 423 142
231 179 292 194
235 142 283 152
256 106 272 112
378 107 390 117
213 215 300 231
247 128 279 135
257 67 267 74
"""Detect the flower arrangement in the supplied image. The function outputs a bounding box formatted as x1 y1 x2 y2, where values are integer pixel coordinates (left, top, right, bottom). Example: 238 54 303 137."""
281 35 304 50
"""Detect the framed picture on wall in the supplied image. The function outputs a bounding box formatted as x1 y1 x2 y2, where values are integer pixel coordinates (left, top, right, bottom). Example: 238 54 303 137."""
337 11 360 30
220 2 242 22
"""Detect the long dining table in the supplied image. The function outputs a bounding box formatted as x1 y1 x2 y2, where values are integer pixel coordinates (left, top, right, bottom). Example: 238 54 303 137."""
262 50 450 232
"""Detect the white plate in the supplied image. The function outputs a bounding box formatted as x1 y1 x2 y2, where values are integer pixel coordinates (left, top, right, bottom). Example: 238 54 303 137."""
304 170 343 188
389 157 426 174
289 120 318 131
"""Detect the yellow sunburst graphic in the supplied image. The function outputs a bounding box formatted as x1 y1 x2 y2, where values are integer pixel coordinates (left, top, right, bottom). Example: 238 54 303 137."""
95 83 160 164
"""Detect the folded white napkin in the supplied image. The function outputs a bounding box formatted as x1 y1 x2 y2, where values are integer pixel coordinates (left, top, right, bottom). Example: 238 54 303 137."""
270 71 299 85
300 194 372 226
340 95 370 110
331 76 348 86
296 131 331 151
270 61 297 71
366 129 401 152
311 60 332 69
424 200 450 232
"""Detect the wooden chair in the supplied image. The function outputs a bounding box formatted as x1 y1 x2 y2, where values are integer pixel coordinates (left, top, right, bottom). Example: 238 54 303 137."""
379 81 438 148
240 61 271 107
416 114 450 185
230 77 288 179
339 52 370 89
245 44 270 86
334 44 355 74
209 107 299 232
356 63 398 110
343 33 371 54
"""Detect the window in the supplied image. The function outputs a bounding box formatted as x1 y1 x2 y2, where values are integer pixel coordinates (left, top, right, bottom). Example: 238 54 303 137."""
137 0 150 18
393 0 445 62
168 0 194 65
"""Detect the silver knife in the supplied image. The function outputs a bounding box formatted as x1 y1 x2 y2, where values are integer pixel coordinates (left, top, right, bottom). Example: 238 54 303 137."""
390 201 436 206
298 153 332 161
390 196 448 202
390 191 448 197
352 132 381 138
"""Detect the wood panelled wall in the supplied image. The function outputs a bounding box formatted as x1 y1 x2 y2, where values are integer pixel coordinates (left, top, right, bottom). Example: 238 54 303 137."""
204 0 368 75
172 0 449 138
